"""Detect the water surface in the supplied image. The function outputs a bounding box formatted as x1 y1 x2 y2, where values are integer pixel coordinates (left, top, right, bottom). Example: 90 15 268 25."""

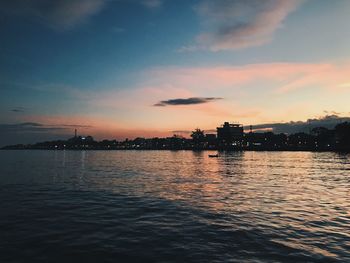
0 150 349 262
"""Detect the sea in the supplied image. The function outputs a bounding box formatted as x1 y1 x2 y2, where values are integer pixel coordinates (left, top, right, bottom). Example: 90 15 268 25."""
0 150 349 262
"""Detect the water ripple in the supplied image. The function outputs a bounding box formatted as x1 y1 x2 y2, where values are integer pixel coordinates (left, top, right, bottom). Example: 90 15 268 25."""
0 150 349 262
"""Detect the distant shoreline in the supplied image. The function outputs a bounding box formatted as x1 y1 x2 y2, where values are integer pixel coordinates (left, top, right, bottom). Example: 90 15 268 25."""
1 148 349 153
2 121 350 152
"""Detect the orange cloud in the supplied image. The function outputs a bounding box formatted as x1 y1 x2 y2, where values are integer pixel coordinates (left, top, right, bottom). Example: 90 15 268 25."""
57 62 350 117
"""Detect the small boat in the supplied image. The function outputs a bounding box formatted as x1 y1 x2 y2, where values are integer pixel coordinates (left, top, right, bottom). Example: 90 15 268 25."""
208 154 219 158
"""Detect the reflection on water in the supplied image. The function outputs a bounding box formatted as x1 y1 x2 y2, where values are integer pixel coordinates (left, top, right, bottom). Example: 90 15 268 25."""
0 150 349 262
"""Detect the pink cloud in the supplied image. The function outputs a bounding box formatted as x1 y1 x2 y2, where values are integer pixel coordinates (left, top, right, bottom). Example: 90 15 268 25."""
142 63 350 94
276 64 350 93
28 62 350 138
64 62 350 129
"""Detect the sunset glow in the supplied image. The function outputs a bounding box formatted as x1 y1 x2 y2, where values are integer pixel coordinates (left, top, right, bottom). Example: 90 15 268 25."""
1 0 350 145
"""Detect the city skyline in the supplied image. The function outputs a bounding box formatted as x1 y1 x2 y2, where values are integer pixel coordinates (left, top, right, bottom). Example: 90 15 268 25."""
1 0 350 145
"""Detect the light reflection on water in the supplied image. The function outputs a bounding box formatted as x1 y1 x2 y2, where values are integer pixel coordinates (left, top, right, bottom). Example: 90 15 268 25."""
0 150 349 262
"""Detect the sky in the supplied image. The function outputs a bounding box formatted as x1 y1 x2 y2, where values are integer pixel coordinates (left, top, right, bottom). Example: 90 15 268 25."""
1 0 350 145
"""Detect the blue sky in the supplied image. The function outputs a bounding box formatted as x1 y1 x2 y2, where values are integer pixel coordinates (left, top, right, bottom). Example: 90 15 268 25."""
1 0 350 145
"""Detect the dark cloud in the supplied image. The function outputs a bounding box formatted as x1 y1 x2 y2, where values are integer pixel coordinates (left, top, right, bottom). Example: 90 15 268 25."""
0 122 63 133
0 0 107 30
249 115 350 134
19 122 42 127
0 0 164 30
173 115 350 136
0 122 93 147
154 97 223 107
11 107 25 113
59 124 92 128
0 122 92 132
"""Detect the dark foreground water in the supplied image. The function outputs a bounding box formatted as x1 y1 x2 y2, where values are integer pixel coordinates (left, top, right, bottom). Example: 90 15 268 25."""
0 150 349 263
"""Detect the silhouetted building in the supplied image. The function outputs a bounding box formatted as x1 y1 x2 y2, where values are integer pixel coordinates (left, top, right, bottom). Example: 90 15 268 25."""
3 121 350 152
244 132 288 149
217 122 243 148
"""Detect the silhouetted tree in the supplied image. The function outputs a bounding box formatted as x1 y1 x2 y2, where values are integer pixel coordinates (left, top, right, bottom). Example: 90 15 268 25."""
335 122 350 150
191 128 205 148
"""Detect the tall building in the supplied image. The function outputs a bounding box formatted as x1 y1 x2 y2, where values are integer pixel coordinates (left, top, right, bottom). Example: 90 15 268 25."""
217 122 244 147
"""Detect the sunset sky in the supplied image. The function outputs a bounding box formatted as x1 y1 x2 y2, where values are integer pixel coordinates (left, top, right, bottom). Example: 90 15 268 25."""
1 0 350 145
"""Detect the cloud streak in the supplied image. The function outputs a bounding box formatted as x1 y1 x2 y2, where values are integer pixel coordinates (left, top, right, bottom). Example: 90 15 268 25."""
0 122 92 133
11 107 25 113
0 122 64 133
0 0 166 30
141 0 163 10
154 97 223 106
185 0 304 51
0 0 107 30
